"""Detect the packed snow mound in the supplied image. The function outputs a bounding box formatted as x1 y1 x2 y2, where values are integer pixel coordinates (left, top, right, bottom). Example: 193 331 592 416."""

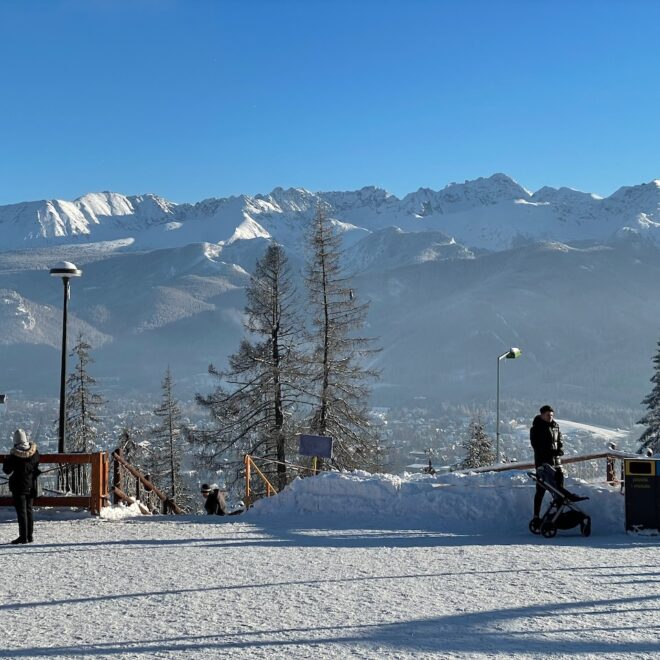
99 501 145 520
249 469 625 535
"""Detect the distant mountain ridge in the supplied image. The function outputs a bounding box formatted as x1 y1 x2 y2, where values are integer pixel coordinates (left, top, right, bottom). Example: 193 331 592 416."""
2 174 660 254
2 173 660 409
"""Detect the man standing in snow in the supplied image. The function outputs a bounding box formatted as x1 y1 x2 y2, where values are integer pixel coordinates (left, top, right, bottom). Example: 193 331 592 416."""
530 405 564 522
3 429 40 544
201 483 227 516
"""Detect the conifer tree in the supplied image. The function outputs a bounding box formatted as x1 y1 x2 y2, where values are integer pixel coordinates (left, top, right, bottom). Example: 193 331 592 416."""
461 417 495 469
190 244 306 491
304 205 381 471
152 367 186 503
637 339 660 454
65 333 105 454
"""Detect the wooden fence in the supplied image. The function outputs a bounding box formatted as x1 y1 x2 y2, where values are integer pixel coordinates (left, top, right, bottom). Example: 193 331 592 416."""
0 449 184 515
0 452 109 514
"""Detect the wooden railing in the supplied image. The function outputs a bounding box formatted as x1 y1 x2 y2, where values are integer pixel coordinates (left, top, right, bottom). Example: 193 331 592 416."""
467 450 638 485
111 448 183 514
0 452 109 514
1 449 184 515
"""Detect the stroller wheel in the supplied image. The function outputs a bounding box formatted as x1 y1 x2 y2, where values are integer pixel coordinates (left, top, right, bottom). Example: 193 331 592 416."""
541 521 557 538
529 518 541 535
580 517 591 538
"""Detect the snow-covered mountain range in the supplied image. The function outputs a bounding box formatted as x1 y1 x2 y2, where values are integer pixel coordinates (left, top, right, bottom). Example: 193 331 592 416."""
1 173 660 408
2 174 660 255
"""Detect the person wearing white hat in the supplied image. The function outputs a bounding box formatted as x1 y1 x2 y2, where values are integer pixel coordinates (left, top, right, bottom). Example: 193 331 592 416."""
200 483 228 516
2 429 40 544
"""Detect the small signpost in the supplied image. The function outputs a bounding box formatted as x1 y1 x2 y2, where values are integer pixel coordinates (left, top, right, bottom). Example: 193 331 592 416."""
298 434 333 475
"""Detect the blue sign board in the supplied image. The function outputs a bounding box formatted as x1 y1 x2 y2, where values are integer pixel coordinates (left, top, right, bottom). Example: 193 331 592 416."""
298 434 333 459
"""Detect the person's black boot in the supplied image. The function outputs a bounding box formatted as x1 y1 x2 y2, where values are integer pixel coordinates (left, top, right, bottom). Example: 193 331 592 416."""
10 537 27 544
27 536 34 543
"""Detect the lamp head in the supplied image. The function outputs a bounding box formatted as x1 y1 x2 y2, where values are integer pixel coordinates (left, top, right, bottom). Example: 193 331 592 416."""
50 261 82 278
506 347 522 359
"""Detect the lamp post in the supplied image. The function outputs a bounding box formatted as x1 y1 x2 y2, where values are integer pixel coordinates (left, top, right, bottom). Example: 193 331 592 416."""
50 261 82 453
496 347 522 463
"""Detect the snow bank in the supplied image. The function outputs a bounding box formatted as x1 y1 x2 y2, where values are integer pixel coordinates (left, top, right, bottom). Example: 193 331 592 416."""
99 501 145 521
249 469 626 535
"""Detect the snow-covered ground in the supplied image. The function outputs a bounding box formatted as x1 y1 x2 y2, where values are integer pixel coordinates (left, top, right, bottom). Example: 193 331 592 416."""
553 419 630 444
1 470 658 659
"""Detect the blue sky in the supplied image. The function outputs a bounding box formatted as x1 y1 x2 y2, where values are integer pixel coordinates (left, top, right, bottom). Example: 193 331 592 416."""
0 0 658 205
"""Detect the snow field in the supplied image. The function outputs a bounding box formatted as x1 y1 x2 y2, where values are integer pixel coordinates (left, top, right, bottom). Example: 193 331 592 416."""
0 469 658 659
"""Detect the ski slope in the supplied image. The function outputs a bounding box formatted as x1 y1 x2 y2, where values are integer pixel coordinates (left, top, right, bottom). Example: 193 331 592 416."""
553 419 631 443
1 470 658 659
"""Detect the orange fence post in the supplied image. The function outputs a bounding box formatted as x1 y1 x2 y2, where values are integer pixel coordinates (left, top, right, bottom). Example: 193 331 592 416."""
89 452 108 515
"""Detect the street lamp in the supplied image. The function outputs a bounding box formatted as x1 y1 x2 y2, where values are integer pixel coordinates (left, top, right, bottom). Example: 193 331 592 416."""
496 347 522 463
50 261 82 453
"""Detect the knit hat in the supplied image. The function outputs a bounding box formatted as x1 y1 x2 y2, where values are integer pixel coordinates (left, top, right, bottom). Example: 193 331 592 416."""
539 405 554 414
201 483 212 494
13 428 30 451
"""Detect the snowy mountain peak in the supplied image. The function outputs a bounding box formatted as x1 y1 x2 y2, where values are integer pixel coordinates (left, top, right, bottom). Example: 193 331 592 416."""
401 173 530 218
531 186 602 204
258 187 318 213
440 173 531 201
320 186 396 213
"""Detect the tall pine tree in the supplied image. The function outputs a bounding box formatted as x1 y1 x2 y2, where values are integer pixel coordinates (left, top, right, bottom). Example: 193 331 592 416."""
637 339 660 454
305 205 381 471
65 333 105 453
190 244 306 491
152 367 186 505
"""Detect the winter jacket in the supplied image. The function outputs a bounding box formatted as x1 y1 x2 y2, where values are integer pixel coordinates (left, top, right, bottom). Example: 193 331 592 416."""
530 416 563 468
3 443 40 496
204 488 227 515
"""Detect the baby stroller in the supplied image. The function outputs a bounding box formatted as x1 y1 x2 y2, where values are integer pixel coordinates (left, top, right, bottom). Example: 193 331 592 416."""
528 464 591 538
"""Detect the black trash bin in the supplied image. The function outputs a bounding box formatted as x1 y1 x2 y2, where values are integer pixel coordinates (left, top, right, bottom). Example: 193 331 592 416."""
624 458 660 533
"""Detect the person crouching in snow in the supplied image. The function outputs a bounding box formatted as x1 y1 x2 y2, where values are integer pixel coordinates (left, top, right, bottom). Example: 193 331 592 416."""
2 429 40 544
201 483 227 516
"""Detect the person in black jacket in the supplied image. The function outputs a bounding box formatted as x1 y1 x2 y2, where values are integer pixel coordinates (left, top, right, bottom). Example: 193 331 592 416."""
530 405 564 521
201 483 227 516
2 429 40 544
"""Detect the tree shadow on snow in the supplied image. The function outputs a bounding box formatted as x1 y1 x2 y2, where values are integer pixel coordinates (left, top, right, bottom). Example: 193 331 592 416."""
200 516 660 551
2 593 658 657
0 563 657 615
